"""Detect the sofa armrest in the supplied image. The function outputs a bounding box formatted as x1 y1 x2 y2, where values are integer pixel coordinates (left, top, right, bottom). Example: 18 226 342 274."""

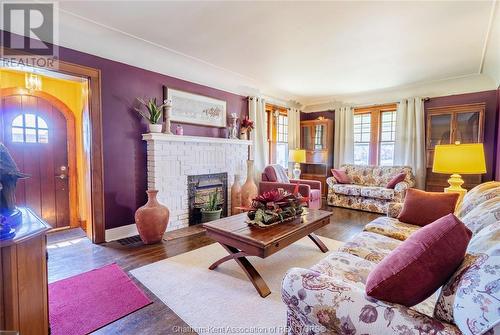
259 181 311 197
326 176 338 188
394 181 411 201
387 202 404 218
282 267 460 335
290 179 321 191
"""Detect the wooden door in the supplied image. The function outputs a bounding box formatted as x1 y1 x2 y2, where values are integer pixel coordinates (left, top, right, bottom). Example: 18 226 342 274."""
1 94 71 228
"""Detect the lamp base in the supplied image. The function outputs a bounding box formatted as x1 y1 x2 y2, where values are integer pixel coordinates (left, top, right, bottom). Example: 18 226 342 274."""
292 163 301 179
444 173 467 209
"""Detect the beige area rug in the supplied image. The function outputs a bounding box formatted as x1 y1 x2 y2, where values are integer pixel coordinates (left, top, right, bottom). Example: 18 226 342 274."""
130 236 343 335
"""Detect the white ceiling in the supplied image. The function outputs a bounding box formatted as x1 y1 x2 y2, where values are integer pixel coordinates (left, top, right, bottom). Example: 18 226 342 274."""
58 1 498 104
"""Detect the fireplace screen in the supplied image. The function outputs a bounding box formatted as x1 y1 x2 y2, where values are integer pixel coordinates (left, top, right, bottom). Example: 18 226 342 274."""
187 173 228 225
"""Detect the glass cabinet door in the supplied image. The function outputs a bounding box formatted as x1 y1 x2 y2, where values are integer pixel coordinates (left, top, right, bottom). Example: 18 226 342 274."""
301 126 313 150
313 124 326 150
429 114 452 148
455 111 480 144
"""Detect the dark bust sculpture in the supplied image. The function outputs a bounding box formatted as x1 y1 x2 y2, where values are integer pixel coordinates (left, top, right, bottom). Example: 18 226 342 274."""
0 143 29 239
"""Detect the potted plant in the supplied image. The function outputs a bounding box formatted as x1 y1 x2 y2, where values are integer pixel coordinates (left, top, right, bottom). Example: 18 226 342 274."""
201 189 222 223
135 97 167 133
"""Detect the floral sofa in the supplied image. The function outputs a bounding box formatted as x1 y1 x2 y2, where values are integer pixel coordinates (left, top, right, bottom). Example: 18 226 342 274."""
282 181 500 335
326 165 415 214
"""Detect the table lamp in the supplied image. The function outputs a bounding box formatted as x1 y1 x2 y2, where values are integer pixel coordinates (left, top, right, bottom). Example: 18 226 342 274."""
289 149 306 179
432 142 486 204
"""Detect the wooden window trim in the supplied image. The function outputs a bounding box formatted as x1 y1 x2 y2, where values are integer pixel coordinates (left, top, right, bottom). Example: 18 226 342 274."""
265 104 288 165
354 103 397 165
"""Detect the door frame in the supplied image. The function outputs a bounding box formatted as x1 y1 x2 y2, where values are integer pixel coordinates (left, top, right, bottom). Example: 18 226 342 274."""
1 46 105 243
0 88 79 229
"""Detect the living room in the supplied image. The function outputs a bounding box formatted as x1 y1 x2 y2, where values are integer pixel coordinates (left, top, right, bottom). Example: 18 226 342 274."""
0 1 499 335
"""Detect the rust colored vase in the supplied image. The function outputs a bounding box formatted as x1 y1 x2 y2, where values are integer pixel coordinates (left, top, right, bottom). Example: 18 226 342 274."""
241 160 258 208
135 190 169 244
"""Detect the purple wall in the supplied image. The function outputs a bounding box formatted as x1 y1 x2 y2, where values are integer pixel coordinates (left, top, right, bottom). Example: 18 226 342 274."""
497 89 500 181
300 111 334 121
424 90 499 182
1 32 248 229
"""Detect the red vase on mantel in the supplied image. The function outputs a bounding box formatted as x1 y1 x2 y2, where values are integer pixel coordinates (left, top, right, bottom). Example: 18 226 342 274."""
135 190 169 244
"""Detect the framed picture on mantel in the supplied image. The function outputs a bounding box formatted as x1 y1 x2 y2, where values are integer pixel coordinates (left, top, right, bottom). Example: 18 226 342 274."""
163 85 227 128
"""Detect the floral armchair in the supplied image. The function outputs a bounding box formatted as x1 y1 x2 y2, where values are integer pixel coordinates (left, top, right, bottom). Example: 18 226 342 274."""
326 165 415 214
282 181 500 335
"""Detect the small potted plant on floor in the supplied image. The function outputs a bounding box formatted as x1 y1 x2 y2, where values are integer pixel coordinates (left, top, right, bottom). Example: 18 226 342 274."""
201 189 222 223
135 97 167 133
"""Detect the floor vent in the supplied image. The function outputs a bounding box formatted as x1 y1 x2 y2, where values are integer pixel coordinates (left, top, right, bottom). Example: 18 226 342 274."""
116 235 142 246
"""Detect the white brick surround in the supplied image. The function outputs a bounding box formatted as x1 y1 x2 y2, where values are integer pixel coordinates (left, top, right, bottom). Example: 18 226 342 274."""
143 133 252 231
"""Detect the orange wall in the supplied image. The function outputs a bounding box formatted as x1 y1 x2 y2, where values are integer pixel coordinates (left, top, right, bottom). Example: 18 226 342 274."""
0 69 90 225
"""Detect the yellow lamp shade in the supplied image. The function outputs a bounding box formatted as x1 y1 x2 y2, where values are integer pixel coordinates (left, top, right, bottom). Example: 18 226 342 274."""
433 143 486 174
289 149 306 163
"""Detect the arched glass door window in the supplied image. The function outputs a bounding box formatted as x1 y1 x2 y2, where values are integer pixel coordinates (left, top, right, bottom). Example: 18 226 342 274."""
11 114 49 143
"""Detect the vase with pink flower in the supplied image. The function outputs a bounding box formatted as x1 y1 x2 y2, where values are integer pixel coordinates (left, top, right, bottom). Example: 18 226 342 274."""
240 116 254 140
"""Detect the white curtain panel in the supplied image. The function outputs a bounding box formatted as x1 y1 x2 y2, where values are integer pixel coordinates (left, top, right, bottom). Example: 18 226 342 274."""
333 105 354 168
287 108 301 150
248 96 268 182
394 97 426 189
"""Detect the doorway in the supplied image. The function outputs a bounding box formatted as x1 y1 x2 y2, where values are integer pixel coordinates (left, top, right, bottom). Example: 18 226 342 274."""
0 58 105 243
1 90 77 228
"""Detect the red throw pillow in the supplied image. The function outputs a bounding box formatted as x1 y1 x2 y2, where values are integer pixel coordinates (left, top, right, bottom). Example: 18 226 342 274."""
366 214 472 306
386 172 406 189
398 189 459 226
331 169 351 184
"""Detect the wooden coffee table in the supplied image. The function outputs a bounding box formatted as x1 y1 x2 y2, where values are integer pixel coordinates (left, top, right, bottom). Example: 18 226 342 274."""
203 209 332 298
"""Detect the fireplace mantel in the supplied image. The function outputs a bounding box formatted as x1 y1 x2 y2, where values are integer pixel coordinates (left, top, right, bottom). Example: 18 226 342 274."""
142 133 252 146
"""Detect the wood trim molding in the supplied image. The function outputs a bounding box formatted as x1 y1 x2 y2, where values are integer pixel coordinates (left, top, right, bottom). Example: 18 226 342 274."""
1 46 106 243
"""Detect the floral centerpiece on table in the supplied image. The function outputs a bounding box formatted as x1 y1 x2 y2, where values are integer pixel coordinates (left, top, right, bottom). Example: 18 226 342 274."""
246 184 307 228
240 116 254 140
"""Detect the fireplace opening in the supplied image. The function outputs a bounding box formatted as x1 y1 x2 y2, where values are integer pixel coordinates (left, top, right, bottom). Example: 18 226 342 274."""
187 173 228 225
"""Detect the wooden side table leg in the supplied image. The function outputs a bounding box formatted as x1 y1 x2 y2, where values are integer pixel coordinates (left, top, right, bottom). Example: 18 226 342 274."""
308 233 329 253
212 243 271 298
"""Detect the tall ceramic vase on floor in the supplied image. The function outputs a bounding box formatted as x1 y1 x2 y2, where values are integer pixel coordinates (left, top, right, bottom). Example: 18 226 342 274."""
231 174 242 215
135 190 169 244
241 160 258 208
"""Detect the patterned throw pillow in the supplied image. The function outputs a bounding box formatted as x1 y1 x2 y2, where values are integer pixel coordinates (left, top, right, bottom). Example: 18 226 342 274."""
460 197 500 235
457 185 500 219
434 222 500 335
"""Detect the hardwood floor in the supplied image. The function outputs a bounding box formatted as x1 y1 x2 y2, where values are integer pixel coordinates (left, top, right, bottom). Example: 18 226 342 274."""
46 205 380 334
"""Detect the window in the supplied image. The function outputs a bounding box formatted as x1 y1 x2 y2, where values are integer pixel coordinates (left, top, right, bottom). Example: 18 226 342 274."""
379 111 396 165
11 113 49 144
353 104 397 165
353 113 372 165
276 114 288 168
266 105 289 169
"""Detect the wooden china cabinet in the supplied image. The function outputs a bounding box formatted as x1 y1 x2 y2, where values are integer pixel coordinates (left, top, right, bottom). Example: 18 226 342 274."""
300 118 334 196
425 103 485 192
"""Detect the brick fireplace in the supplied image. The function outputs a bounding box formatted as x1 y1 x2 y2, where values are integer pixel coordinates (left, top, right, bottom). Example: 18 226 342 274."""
143 133 251 231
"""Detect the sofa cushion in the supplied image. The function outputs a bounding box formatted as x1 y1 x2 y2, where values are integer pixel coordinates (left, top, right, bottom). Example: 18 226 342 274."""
342 164 415 187
460 197 500 235
457 181 500 218
366 214 472 307
386 172 406 189
363 216 420 241
359 186 395 200
338 231 402 263
398 189 459 227
310 251 375 285
434 222 500 333
457 184 500 219
331 184 361 196
331 169 351 184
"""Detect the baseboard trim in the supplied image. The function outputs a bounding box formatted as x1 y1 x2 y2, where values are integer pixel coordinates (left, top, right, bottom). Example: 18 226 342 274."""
105 223 139 242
